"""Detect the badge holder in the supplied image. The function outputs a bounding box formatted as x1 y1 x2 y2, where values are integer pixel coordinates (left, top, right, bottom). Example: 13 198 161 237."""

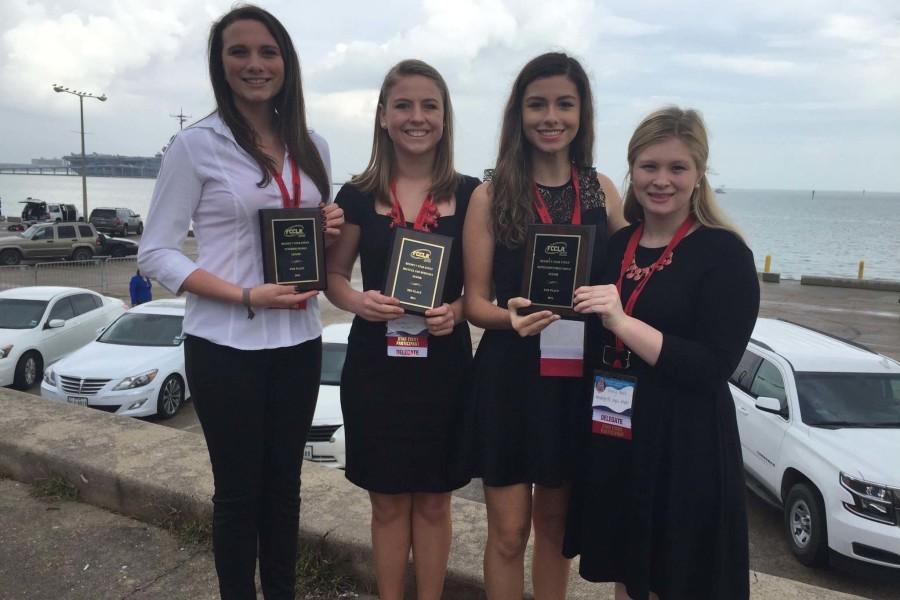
591 370 637 440
386 314 428 358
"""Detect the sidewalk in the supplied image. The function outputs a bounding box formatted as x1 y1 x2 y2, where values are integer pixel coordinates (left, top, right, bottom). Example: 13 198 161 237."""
0 389 872 600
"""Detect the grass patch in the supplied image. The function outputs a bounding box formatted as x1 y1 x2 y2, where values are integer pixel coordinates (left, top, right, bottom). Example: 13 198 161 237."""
156 505 213 547
295 533 362 599
30 474 79 502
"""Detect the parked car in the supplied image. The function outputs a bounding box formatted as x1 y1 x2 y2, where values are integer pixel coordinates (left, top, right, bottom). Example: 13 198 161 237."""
89 207 143 236
305 323 349 468
730 318 900 569
19 198 81 224
41 298 188 419
96 233 138 258
0 222 102 265
0 286 126 390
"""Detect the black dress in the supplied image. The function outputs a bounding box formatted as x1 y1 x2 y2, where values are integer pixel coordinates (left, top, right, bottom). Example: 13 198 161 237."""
471 168 609 487
336 175 480 494
563 225 760 600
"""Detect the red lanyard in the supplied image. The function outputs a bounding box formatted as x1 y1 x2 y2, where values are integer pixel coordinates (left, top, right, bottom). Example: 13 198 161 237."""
532 165 581 225
273 156 301 209
613 215 695 352
389 180 440 232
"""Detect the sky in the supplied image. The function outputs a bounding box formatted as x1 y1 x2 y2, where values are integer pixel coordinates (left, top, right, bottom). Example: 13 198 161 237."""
1 0 899 192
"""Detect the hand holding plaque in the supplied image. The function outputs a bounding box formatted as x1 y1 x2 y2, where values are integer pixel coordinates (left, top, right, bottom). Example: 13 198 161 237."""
259 208 327 290
383 227 453 315
520 224 595 317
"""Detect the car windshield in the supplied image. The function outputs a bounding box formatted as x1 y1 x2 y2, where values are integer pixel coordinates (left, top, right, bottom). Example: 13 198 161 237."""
98 313 184 346
0 299 48 329
19 225 48 240
321 342 346 385
797 372 900 428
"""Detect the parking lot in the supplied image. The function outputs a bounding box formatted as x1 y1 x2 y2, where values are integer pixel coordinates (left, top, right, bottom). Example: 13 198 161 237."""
7 235 900 598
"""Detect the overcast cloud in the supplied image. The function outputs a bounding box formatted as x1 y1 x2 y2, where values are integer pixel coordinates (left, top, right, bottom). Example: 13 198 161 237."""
0 0 898 191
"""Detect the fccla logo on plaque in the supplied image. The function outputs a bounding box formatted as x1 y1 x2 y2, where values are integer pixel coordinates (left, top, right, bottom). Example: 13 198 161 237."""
410 248 432 262
284 225 307 238
545 242 568 257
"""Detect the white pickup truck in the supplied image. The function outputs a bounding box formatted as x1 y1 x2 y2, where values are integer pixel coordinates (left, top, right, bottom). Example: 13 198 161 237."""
729 318 900 569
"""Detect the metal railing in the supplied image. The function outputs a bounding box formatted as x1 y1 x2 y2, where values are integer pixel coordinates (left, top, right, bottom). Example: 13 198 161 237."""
0 256 138 294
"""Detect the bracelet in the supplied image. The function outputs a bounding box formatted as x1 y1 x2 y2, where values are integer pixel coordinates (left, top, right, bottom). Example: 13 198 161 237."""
242 287 255 320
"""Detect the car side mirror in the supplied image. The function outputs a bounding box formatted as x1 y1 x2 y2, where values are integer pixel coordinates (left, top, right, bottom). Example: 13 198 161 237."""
755 396 784 416
46 319 66 329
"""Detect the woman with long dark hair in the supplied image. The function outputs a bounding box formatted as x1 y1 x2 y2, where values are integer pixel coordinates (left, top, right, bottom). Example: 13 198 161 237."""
463 52 626 599
326 59 478 600
138 5 343 598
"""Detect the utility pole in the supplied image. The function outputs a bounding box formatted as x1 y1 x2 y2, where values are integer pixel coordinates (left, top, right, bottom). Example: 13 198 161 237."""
171 108 191 131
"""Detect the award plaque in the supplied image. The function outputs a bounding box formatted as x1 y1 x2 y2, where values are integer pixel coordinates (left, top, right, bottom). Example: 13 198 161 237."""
383 228 453 315
259 208 326 290
520 224 595 317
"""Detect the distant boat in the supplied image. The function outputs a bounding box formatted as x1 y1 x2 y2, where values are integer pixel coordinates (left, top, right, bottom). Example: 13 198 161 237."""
714 185 727 194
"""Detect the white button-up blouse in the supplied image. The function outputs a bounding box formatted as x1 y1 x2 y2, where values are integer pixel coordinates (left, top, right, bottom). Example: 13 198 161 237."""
138 112 331 350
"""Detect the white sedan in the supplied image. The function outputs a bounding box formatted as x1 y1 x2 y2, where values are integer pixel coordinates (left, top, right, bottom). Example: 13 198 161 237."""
41 298 189 419
305 323 349 468
0 286 125 390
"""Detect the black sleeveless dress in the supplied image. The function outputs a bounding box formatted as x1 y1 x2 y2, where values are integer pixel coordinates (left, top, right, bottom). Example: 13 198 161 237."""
335 175 480 494
563 225 759 599
470 168 609 487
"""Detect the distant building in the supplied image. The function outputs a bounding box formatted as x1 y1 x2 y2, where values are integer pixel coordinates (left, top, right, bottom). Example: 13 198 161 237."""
31 157 66 167
63 153 162 178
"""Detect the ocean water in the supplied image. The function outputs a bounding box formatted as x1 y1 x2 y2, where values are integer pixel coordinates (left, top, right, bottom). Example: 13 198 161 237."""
1 175 898 280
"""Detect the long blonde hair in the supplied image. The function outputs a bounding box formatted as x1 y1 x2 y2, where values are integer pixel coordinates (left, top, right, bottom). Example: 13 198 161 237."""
351 59 457 204
623 107 742 240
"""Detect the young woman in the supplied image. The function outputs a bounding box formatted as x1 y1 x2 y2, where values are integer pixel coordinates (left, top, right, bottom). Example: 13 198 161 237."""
325 59 478 600
138 6 343 598
563 107 759 599
463 52 626 600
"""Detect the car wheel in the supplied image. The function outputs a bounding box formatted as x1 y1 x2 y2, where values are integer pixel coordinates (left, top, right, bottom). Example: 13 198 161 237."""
71 247 92 262
0 248 22 266
110 247 126 258
122 225 128 237
156 374 185 419
137 223 143 235
13 351 43 391
784 482 829 567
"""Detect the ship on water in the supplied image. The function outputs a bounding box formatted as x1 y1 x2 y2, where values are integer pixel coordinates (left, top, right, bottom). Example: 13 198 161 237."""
63 152 162 178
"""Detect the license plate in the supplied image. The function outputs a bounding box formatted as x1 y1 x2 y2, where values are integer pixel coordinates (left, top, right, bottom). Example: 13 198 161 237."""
67 396 88 407
303 445 313 460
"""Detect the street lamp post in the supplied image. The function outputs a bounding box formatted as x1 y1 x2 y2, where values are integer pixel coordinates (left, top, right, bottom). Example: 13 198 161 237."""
52 84 107 220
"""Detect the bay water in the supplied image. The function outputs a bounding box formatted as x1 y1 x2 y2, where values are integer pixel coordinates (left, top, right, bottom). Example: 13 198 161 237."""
1 175 898 281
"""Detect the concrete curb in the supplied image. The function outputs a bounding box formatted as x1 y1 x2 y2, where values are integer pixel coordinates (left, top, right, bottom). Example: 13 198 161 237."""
0 390 867 599
800 276 900 293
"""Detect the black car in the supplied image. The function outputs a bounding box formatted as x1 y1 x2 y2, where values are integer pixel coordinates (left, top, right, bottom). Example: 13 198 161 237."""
97 233 138 258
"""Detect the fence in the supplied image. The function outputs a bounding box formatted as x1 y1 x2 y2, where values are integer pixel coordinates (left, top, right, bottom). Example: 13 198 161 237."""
0 257 138 296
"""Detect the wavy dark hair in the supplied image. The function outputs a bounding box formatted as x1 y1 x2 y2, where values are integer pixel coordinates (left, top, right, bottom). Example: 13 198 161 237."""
351 59 457 205
491 52 594 247
208 4 330 199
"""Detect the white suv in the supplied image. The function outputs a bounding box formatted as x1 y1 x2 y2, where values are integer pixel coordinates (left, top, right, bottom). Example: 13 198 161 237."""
730 318 900 570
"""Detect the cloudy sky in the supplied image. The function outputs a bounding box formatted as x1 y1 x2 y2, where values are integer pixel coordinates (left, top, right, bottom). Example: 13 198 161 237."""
1 0 898 191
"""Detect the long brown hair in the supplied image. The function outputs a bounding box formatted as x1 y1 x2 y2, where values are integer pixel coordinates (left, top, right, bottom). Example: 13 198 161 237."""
208 4 330 199
623 107 742 239
492 52 594 247
351 59 457 205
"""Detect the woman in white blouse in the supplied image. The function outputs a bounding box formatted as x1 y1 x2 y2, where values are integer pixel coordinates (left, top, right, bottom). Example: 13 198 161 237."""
138 6 342 598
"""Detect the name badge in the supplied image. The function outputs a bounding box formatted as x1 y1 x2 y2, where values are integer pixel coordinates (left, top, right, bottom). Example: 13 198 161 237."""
591 371 637 440
539 320 584 377
387 315 428 358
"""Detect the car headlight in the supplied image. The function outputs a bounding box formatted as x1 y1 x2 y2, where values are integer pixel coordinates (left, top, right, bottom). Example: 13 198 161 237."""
840 472 899 526
0 345 12 359
43 367 57 386
112 369 158 391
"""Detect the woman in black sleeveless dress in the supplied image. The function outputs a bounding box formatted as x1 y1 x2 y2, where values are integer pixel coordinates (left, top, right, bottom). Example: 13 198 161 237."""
463 52 626 599
326 60 477 600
